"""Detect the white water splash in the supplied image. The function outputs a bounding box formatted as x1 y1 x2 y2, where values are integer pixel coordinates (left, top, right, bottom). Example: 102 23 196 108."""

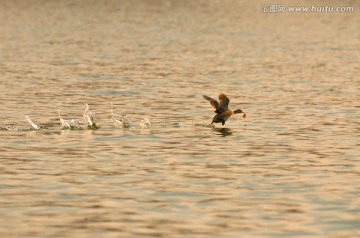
112 114 133 129
58 109 81 129
176 120 194 128
139 116 151 129
0 126 18 131
25 116 40 130
83 103 98 128
110 103 134 129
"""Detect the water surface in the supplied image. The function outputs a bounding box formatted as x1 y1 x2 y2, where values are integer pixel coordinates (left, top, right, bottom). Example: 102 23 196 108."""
0 0 359 237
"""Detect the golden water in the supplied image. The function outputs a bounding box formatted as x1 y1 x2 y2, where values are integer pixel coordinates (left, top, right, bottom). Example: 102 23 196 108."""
1 0 359 237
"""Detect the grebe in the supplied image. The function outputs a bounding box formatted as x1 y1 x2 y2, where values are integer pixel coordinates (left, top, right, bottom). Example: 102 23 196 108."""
203 93 246 125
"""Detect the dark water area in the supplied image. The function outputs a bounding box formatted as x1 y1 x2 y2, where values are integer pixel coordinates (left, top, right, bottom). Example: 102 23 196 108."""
0 0 359 237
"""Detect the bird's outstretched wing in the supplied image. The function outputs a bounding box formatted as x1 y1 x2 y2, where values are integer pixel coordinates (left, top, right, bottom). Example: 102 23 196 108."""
218 93 230 112
203 95 219 112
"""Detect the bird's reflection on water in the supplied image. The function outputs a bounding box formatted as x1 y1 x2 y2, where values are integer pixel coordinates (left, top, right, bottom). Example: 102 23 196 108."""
212 127 234 137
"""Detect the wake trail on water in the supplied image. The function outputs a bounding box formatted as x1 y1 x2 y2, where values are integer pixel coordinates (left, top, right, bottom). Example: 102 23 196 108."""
0 102 213 131
111 102 151 129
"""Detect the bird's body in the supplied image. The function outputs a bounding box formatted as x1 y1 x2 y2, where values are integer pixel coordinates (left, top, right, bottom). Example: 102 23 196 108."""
203 93 246 125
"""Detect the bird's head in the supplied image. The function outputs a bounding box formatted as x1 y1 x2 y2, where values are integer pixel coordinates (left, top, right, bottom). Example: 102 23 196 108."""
234 109 246 118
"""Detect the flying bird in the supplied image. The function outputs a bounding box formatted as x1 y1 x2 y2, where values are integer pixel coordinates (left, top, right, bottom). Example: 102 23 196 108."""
203 93 246 125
